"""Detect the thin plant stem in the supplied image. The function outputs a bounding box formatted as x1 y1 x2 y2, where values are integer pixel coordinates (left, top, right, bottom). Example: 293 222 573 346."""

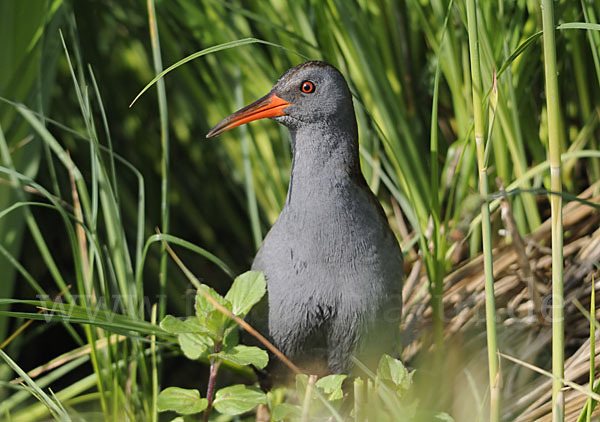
151 303 158 422
146 0 170 320
354 377 365 422
466 1 499 421
203 342 222 422
541 0 565 419
301 375 318 422
586 279 595 422
429 0 454 352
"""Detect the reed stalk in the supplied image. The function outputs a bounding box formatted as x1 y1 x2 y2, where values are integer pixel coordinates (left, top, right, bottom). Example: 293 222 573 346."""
146 0 170 320
541 1 564 420
466 1 499 420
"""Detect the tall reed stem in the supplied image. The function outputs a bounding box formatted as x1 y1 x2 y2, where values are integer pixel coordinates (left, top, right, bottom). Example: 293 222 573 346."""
541 1 564 420
146 0 170 320
466 1 499 421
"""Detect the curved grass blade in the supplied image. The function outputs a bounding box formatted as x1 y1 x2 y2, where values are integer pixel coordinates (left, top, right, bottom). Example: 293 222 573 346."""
130 38 309 107
137 233 234 287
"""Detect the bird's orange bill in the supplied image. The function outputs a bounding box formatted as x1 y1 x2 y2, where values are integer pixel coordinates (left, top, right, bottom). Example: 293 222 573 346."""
206 92 291 138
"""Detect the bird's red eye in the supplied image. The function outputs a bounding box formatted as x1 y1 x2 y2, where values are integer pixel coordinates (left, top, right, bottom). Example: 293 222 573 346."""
301 81 315 93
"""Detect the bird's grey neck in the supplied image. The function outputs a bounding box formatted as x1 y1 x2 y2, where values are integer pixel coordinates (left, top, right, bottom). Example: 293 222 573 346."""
285 121 361 205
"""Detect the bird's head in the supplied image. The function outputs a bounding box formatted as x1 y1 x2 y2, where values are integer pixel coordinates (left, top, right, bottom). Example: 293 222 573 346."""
206 61 354 138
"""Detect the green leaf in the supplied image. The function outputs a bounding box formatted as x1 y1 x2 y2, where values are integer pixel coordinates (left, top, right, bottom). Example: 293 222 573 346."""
162 315 214 359
0 299 165 337
161 315 211 335
196 285 233 338
315 374 347 401
377 355 413 391
160 315 189 333
196 285 229 317
223 324 239 348
272 403 302 420
211 345 268 369
160 315 212 336
178 332 211 360
557 22 600 31
0 349 70 420
224 271 267 318
213 384 267 415
157 387 208 415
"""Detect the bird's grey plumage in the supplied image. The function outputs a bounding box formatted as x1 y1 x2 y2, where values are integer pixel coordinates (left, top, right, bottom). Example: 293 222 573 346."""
247 62 404 375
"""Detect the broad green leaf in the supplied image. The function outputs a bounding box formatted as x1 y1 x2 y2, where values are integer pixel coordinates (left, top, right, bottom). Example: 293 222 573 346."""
160 315 206 334
161 315 213 337
272 403 302 421
377 355 413 391
224 271 267 317
157 387 208 415
204 310 232 339
213 384 267 415
211 345 268 369
223 324 239 348
169 418 185 422
160 315 189 333
196 285 229 317
315 374 347 401
178 332 211 360
196 285 233 338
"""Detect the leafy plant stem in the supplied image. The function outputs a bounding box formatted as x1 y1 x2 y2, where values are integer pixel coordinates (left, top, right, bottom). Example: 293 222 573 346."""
161 235 303 374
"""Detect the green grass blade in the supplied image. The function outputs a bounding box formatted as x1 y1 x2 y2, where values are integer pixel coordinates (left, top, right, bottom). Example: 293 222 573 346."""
0 349 71 421
130 38 309 107
146 0 170 321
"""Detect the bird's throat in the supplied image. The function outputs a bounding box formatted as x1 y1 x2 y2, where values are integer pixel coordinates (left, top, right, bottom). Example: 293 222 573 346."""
286 123 362 205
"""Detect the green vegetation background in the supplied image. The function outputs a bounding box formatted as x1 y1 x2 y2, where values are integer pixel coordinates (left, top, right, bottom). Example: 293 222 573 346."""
0 0 599 420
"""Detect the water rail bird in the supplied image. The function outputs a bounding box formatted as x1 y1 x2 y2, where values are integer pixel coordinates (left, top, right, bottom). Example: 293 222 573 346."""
207 61 403 376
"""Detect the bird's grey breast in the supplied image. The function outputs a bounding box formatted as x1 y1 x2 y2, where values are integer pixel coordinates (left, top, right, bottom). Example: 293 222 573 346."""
251 180 402 360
